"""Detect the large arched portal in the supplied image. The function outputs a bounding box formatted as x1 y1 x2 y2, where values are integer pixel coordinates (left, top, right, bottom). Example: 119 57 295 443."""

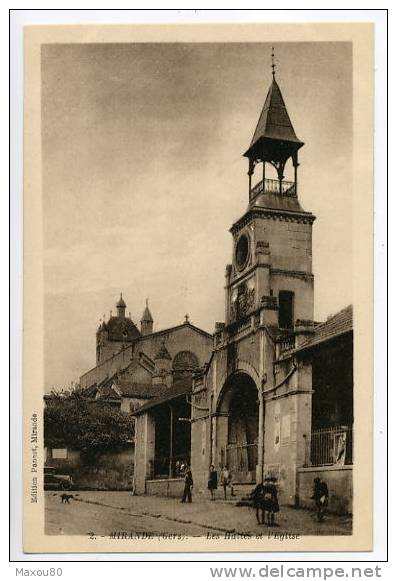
217 373 259 483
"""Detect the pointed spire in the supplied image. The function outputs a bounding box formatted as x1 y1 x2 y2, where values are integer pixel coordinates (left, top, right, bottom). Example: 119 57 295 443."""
141 298 153 323
140 298 154 335
116 292 126 308
246 79 302 153
116 292 126 318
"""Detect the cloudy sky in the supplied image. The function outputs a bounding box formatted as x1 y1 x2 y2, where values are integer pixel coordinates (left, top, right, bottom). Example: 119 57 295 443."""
42 41 352 391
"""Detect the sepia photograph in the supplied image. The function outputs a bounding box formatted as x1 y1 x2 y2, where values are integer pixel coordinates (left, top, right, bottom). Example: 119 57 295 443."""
22 22 374 553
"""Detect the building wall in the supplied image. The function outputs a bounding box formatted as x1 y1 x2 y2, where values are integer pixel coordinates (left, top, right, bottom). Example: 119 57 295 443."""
134 413 156 494
145 478 185 498
133 325 213 370
190 317 313 503
253 217 313 274
297 465 353 514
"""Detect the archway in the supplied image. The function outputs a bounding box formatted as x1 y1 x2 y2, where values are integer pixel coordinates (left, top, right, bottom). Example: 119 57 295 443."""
217 372 259 483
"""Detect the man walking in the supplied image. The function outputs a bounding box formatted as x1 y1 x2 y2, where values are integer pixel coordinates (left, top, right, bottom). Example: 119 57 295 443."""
181 467 193 503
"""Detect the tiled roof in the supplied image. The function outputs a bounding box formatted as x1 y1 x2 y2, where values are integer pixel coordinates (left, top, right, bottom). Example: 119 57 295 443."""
133 377 193 416
115 379 167 399
296 305 353 352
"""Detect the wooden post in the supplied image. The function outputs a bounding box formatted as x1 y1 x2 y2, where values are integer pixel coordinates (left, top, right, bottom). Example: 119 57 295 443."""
293 153 299 196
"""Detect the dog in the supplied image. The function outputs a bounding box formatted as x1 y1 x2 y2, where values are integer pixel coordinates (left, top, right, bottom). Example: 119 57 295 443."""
60 493 74 504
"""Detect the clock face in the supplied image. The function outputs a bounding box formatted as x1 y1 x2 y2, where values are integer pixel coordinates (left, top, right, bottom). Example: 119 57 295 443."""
235 233 250 271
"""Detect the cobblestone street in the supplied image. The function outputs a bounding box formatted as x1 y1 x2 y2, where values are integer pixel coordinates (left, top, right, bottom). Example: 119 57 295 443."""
45 491 352 538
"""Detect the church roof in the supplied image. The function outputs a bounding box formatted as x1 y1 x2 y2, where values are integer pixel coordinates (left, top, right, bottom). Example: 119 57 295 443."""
245 79 303 157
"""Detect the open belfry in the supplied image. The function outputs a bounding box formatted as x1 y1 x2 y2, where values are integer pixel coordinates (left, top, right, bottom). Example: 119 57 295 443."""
76 52 353 511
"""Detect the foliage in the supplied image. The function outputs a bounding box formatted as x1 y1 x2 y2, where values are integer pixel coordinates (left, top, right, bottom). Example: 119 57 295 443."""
44 392 135 463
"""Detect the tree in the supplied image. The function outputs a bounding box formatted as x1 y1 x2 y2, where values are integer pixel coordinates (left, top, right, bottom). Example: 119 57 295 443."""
44 393 135 463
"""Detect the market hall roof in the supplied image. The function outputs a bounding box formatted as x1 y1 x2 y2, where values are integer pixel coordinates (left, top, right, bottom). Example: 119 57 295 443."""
132 377 193 416
295 305 353 354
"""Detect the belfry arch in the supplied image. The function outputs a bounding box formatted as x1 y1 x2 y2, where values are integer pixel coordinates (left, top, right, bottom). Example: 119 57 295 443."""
215 372 260 484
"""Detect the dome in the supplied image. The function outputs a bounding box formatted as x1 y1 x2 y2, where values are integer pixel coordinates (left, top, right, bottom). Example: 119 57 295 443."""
105 316 141 342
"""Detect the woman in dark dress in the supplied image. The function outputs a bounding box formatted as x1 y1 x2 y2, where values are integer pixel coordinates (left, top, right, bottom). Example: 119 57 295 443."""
208 465 218 500
253 476 279 526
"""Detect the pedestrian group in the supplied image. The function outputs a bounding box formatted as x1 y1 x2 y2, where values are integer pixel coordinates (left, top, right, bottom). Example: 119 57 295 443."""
180 465 329 526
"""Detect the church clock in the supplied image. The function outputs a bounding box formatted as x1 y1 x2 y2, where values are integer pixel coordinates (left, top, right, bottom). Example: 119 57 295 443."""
235 231 250 272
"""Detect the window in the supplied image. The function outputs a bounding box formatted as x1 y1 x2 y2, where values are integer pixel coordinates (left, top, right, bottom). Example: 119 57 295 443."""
278 291 294 329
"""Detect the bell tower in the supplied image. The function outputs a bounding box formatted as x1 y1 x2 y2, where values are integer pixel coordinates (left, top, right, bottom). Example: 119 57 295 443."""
225 50 315 335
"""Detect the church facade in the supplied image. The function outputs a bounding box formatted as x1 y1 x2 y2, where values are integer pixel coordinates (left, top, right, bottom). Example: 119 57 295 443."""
133 67 353 512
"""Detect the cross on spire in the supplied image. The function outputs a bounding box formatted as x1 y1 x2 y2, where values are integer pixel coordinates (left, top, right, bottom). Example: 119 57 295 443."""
184 313 190 324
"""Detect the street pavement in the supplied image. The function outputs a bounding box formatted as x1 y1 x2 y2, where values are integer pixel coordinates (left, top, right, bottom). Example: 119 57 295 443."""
45 491 352 538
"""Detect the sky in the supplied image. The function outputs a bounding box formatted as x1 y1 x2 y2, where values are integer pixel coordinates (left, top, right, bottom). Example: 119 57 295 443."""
42 41 352 391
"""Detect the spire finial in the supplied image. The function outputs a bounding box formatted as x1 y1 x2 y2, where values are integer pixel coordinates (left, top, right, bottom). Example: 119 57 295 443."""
146 297 149 307
271 46 276 80
184 313 190 324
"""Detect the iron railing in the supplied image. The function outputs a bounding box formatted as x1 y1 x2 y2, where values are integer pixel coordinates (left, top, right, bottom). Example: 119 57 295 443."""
250 178 296 199
225 443 258 473
305 426 353 467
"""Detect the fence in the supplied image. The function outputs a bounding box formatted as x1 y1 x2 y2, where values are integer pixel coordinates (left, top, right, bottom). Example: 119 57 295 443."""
306 426 353 467
250 178 296 199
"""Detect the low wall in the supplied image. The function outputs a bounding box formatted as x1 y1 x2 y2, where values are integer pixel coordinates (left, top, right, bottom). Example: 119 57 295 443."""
297 465 353 514
145 478 185 498
45 446 134 490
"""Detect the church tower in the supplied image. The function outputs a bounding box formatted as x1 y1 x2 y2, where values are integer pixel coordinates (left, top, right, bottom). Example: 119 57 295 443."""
225 51 315 336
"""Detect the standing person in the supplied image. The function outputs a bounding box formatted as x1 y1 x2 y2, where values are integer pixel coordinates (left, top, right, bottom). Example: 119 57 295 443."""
181 467 193 503
221 466 235 500
252 481 266 525
311 477 329 521
263 476 279 526
207 465 218 501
